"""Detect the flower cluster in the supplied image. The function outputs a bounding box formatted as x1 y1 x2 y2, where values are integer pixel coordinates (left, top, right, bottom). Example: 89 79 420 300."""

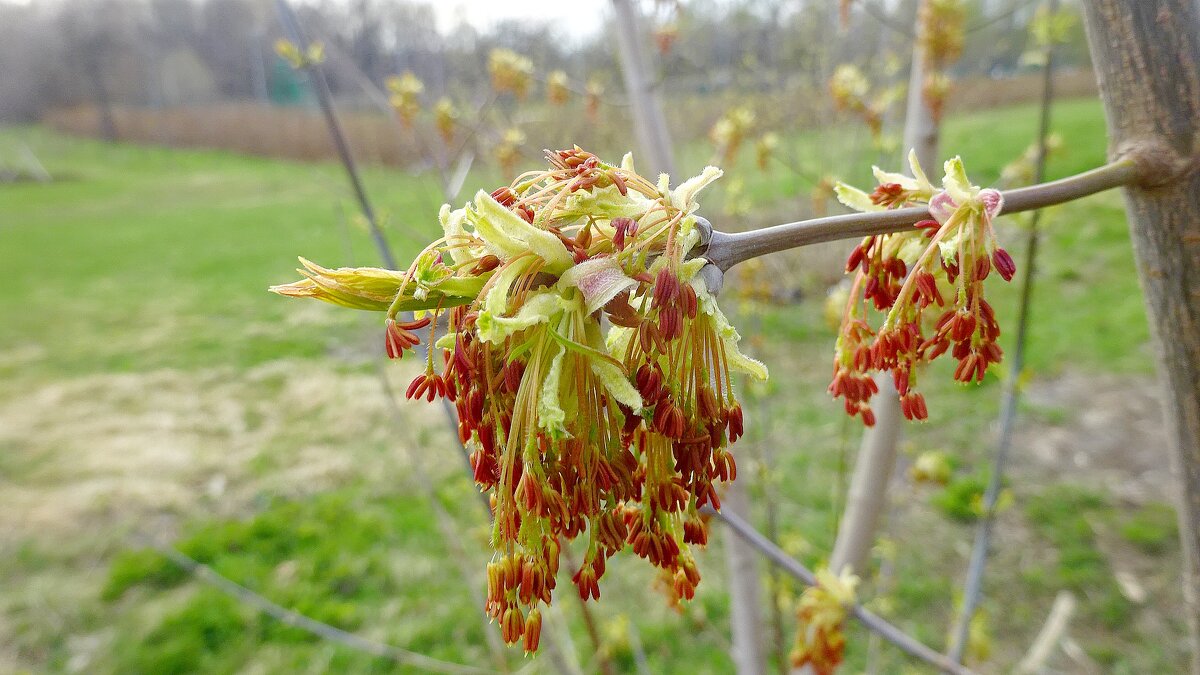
790 566 859 675
494 128 527 177
488 48 535 99
386 72 425 127
271 148 766 653
755 133 779 172
585 79 605 121
433 98 459 143
829 64 883 138
830 151 1015 425
274 39 324 69
546 70 571 106
709 107 756 164
918 0 966 121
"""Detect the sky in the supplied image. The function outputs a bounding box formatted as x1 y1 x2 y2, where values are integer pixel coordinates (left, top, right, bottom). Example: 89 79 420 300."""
432 0 610 42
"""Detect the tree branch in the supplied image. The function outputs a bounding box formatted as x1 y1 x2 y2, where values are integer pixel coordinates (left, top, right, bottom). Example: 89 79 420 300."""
700 159 1140 272
702 505 977 675
151 543 490 675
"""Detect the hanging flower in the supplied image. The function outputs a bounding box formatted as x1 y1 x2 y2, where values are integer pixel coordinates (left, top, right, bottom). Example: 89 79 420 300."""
710 107 756 163
585 78 605 121
546 70 571 106
489 48 535 99
919 0 966 121
653 23 679 55
791 566 859 675
271 147 766 653
755 133 779 172
829 64 882 137
386 71 424 127
433 97 459 143
494 127 527 177
830 151 1014 425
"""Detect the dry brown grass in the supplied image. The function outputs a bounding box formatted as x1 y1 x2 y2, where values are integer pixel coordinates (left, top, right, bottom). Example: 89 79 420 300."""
41 72 1097 169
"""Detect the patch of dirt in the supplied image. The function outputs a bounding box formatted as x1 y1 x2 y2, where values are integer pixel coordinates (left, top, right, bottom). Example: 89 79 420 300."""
1016 371 1173 504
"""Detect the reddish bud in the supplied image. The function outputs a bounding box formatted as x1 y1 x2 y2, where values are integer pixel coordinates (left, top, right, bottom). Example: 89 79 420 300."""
993 247 1016 281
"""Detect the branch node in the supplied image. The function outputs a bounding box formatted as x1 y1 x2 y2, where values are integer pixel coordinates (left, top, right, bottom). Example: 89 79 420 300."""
1116 138 1196 188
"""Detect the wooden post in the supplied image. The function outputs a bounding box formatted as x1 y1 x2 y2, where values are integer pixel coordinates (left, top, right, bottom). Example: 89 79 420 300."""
1080 1 1200 671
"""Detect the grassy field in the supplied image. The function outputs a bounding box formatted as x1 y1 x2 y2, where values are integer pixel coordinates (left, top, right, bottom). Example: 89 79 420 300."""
0 97 1188 673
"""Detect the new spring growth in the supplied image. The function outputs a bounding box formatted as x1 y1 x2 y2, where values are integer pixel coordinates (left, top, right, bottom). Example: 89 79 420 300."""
830 151 1014 426
386 72 424 127
791 566 859 675
274 39 324 69
271 147 767 653
488 48 534 100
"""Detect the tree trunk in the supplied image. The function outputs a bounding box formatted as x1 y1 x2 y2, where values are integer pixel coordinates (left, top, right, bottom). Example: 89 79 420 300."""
610 0 677 176
723 479 769 675
1080 1 1200 671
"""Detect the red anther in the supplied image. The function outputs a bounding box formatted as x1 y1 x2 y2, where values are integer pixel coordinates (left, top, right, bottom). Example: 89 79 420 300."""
914 218 940 235
845 244 865 272
954 354 978 382
727 403 744 443
503 360 524 394
870 182 905 206
501 607 525 644
951 313 976 342
993 247 1016 281
861 408 876 426
406 374 424 399
490 186 517 206
659 305 682 341
602 170 627 197
983 341 1003 363
864 275 879 301
681 283 698 319
523 609 542 653
652 267 679 308
469 389 485 422
974 254 992 281
652 400 673 434
470 254 501 275
518 204 535 223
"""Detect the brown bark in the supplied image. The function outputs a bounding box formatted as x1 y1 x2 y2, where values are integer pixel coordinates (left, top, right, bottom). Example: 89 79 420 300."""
1080 1 1200 671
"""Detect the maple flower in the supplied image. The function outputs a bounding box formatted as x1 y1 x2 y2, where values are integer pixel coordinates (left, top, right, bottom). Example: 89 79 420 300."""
710 107 756 164
386 72 424 127
488 49 534 99
585 79 605 121
546 70 571 106
271 147 766 652
433 98 459 143
830 152 1015 425
791 566 859 675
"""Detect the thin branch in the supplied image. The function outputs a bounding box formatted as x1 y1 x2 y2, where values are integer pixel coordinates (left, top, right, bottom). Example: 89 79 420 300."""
860 1 915 37
1014 591 1076 675
965 0 1042 34
150 544 490 675
275 0 397 269
701 505 977 675
947 6 1059 662
701 159 1139 271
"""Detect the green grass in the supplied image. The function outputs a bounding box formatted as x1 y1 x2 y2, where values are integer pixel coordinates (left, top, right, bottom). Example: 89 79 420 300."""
0 97 1186 673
